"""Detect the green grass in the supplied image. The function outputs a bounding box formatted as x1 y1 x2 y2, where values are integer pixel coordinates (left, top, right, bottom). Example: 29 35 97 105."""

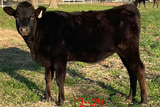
0 2 160 107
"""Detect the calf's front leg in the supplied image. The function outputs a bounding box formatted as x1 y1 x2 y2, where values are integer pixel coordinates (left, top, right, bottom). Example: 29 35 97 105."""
45 67 54 101
54 62 67 106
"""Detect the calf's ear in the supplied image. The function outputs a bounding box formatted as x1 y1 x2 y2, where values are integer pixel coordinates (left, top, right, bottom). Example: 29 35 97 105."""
3 7 15 16
35 6 46 18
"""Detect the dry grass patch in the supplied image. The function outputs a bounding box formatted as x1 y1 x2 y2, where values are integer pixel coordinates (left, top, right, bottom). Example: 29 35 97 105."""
102 3 124 6
0 28 26 49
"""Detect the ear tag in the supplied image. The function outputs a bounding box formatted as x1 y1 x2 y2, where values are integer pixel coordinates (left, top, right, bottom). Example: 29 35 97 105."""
38 11 43 18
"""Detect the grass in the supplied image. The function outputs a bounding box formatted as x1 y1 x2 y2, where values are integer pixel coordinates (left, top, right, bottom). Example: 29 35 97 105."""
0 2 160 107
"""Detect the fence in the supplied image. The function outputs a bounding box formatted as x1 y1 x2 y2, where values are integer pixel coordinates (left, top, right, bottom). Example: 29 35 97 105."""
0 0 135 8
0 0 49 8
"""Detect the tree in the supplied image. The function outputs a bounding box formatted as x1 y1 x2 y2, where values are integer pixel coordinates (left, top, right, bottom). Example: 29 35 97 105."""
31 0 38 9
49 0 58 9
31 0 58 9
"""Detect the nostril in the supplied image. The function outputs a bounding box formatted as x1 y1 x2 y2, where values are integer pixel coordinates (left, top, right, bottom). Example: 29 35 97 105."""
19 27 23 32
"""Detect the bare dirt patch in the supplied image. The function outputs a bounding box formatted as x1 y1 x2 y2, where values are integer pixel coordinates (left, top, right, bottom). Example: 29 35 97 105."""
154 36 160 40
0 28 25 49
102 3 124 6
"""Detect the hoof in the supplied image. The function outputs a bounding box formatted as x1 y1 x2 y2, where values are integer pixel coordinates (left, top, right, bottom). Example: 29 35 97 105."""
57 98 64 106
141 98 147 105
141 101 148 106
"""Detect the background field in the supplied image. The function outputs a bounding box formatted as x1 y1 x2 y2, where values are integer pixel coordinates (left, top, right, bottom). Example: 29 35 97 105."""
0 2 160 107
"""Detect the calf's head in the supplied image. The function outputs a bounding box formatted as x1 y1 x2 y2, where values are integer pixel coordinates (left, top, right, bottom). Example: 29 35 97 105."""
3 1 46 36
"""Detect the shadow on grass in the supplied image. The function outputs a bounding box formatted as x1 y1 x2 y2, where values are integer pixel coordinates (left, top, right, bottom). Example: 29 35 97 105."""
67 68 128 102
0 47 43 92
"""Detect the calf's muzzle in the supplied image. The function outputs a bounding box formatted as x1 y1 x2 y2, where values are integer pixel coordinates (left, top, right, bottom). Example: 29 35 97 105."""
19 26 30 36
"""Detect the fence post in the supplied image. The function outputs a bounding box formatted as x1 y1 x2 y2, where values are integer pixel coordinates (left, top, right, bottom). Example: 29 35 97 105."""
1 0 4 8
36 0 38 6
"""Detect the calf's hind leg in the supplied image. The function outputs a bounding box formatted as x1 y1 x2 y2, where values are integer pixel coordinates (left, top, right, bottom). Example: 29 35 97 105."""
118 54 137 103
118 48 147 104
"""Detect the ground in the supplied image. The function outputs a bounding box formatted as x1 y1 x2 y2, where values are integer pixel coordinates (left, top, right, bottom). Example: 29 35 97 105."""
1 4 160 105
